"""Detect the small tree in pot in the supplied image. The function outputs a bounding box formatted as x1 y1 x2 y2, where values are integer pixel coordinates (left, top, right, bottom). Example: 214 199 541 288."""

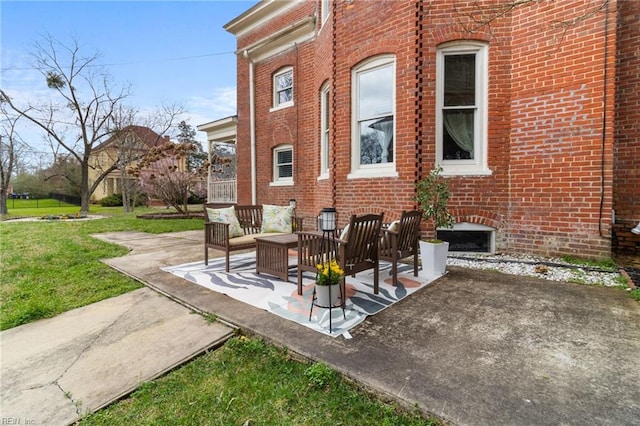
414 165 454 275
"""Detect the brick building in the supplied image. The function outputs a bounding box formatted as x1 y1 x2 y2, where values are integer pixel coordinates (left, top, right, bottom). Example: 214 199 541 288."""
222 0 639 259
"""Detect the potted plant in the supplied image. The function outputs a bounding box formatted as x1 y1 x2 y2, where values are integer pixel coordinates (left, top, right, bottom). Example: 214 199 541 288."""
315 259 344 306
414 165 454 276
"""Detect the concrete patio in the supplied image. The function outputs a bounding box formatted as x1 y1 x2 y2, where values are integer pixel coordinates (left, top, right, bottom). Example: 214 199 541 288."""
2 229 639 425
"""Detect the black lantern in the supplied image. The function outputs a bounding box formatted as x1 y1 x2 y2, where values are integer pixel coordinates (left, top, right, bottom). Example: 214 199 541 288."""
309 206 345 332
320 207 337 232
289 199 297 209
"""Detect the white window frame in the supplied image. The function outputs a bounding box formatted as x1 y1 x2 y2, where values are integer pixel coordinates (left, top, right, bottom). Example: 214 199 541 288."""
271 144 294 186
319 83 330 180
272 67 294 110
348 55 398 179
321 0 330 26
436 42 490 176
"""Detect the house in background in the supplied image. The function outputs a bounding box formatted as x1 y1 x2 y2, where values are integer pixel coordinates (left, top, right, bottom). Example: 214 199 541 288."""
219 0 639 259
88 125 169 202
197 115 238 204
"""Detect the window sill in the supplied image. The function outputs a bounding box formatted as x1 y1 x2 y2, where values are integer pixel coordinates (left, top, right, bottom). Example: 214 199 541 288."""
317 173 329 181
270 180 294 187
347 169 398 180
269 102 294 112
440 165 492 177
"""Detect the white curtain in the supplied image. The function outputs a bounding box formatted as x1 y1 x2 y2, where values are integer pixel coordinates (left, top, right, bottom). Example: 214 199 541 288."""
444 112 474 156
375 120 393 163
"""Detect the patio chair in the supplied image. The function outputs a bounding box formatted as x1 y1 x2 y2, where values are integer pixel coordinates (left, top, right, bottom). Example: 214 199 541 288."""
379 210 423 286
297 213 384 295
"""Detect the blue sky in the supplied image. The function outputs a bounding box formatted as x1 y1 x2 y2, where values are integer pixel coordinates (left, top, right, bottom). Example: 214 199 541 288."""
1 0 259 154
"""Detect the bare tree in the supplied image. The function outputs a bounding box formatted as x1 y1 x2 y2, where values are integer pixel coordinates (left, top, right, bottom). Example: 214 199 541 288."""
0 108 29 215
0 34 130 213
105 106 140 212
93 106 184 212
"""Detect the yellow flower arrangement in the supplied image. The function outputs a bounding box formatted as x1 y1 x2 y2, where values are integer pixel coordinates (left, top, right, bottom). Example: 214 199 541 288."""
316 259 344 286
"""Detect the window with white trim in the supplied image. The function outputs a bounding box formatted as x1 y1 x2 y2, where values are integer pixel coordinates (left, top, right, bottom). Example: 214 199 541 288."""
351 55 396 177
273 145 293 184
273 67 293 109
320 83 330 178
436 42 489 175
321 0 330 25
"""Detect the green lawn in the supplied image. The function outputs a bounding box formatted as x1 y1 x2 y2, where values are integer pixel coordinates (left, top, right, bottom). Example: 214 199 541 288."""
2 198 200 219
5 197 78 210
80 337 438 425
0 208 204 330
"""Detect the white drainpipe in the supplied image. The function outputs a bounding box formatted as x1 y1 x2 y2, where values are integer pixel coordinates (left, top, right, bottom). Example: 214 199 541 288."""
245 51 257 205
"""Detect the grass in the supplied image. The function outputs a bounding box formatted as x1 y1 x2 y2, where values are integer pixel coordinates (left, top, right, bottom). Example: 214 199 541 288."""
4 197 78 210
80 336 439 425
559 255 618 270
2 199 202 220
0 205 204 330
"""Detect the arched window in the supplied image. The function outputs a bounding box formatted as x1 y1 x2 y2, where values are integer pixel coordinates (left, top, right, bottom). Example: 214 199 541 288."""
350 55 396 178
319 82 330 178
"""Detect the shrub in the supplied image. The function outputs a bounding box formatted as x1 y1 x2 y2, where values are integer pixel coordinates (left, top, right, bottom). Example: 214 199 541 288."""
98 193 147 207
99 194 124 207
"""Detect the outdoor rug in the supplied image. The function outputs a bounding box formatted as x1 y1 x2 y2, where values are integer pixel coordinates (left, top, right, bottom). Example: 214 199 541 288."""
162 252 440 337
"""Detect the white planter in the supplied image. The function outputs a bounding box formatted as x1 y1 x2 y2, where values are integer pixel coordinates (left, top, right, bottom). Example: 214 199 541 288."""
419 240 449 276
316 283 340 307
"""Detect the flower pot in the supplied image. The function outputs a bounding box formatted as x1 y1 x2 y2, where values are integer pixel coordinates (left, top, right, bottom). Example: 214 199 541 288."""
316 283 340 307
419 240 449 276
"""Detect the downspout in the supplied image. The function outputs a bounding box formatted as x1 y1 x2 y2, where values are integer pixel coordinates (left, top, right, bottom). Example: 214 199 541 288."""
598 0 610 239
244 50 257 205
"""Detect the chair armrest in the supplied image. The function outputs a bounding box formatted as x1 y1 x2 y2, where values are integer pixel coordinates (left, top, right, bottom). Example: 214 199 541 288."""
292 216 304 232
379 227 399 252
204 221 230 247
381 228 399 237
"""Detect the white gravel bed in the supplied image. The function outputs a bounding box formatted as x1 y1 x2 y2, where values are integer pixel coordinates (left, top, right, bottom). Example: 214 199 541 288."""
447 253 623 287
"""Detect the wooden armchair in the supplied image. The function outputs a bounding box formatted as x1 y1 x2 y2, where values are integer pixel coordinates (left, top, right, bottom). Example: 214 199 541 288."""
297 213 384 295
379 210 423 286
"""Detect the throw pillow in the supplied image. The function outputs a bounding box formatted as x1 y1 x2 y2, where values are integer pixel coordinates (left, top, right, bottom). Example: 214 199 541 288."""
206 207 244 238
261 204 294 233
339 224 350 241
381 220 400 248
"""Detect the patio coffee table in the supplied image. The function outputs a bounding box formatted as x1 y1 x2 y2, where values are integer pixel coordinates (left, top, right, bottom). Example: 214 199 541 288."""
255 233 298 282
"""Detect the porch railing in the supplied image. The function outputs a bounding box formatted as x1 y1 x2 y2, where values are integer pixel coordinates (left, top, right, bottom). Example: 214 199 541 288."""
208 179 237 204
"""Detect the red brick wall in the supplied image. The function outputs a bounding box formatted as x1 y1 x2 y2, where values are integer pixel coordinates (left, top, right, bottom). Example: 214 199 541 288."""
231 0 625 259
234 1 317 207
508 0 616 258
613 0 640 254
331 0 417 227
420 1 512 247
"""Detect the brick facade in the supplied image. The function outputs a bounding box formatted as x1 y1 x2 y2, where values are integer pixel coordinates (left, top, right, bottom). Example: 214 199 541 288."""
613 0 640 254
227 0 638 259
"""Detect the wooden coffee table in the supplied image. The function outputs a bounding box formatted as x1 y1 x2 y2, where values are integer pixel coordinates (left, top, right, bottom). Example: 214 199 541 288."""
255 233 298 282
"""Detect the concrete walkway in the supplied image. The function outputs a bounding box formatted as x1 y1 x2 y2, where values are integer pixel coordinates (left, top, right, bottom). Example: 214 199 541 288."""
0 287 232 425
2 229 639 425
